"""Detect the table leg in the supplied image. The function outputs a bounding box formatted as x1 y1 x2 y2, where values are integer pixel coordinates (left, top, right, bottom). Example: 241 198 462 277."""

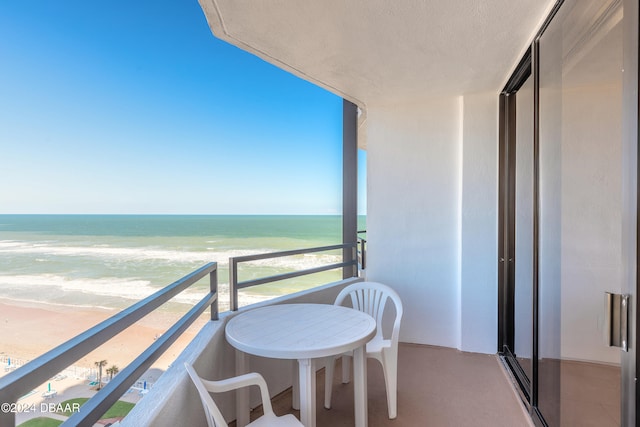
292 361 300 410
353 346 368 427
298 358 315 427
235 349 250 427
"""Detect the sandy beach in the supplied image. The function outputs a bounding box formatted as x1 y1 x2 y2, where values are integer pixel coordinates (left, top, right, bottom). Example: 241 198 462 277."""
0 298 210 424
0 285 214 424
0 298 208 370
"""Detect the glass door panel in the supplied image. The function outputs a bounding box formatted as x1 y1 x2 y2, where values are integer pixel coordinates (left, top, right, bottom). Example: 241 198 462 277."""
538 0 623 425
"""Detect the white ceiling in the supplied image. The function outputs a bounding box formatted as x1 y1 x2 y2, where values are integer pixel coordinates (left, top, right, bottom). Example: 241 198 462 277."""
198 0 555 108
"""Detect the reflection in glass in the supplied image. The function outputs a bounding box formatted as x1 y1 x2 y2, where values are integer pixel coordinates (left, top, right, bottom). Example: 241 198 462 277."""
538 0 622 425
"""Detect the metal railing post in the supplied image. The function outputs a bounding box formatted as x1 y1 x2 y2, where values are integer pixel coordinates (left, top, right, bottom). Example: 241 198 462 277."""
229 257 238 311
210 269 218 321
359 237 366 271
352 245 358 278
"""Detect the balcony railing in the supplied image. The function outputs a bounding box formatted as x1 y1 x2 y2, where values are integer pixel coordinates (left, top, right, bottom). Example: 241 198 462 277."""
0 263 219 427
0 237 366 426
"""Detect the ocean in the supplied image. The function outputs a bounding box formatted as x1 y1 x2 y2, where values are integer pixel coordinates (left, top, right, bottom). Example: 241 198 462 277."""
0 215 365 313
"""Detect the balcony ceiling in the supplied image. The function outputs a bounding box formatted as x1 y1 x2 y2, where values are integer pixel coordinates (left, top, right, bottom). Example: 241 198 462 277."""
198 0 554 107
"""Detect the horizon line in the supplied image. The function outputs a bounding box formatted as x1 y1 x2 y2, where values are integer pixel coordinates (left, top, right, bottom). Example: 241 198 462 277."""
0 212 368 216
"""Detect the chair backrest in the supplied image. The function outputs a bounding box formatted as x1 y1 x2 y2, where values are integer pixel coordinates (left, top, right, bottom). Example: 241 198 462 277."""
185 363 228 427
335 281 403 343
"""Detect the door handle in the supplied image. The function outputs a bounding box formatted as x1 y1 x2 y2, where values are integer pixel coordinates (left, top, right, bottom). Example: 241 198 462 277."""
605 292 629 352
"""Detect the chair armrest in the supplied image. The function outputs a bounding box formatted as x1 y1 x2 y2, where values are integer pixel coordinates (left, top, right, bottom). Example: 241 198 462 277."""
200 372 274 415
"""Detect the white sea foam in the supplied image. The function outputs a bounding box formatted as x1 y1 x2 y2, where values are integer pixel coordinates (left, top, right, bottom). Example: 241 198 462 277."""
0 240 339 270
0 241 23 249
0 238 341 311
0 274 269 310
245 253 342 270
0 240 260 266
0 274 235 307
0 274 158 301
0 296 115 311
0 217 344 314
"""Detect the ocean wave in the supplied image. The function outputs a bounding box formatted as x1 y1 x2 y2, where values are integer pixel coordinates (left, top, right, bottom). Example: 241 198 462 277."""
0 241 23 249
0 240 259 266
0 296 115 311
0 274 271 310
244 253 342 270
0 273 212 306
0 274 158 300
0 240 341 270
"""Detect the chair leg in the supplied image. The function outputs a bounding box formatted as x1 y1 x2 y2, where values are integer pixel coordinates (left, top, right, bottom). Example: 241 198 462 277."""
324 356 336 409
341 354 351 384
381 351 398 419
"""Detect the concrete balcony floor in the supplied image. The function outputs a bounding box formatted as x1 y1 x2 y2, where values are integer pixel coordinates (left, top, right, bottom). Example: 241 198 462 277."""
239 343 532 426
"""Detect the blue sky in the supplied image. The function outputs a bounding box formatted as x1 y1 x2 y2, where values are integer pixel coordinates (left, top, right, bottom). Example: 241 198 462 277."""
0 1 366 215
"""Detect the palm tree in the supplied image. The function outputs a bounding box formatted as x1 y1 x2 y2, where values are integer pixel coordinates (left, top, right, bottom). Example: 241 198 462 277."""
106 365 119 381
94 360 107 390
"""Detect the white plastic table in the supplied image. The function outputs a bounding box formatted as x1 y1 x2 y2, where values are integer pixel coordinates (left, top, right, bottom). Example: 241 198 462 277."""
225 303 376 427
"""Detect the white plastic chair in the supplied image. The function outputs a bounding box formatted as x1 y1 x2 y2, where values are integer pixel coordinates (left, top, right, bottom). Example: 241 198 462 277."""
184 363 303 427
323 281 403 419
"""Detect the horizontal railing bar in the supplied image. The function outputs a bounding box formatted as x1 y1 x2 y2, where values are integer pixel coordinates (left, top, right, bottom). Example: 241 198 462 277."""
236 260 356 289
62 291 218 427
0 262 217 403
231 243 353 263
229 242 362 310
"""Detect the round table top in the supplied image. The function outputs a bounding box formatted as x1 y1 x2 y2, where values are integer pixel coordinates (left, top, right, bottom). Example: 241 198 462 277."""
225 303 376 359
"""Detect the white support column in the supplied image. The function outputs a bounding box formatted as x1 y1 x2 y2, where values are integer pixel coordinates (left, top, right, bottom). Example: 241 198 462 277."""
343 99 358 279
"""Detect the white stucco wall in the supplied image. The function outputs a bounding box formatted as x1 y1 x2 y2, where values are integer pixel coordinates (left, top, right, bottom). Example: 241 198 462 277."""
365 95 499 352
460 93 499 354
365 98 462 348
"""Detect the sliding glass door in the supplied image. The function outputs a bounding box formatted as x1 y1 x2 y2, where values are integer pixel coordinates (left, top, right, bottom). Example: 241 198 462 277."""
538 1 624 424
499 0 636 425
